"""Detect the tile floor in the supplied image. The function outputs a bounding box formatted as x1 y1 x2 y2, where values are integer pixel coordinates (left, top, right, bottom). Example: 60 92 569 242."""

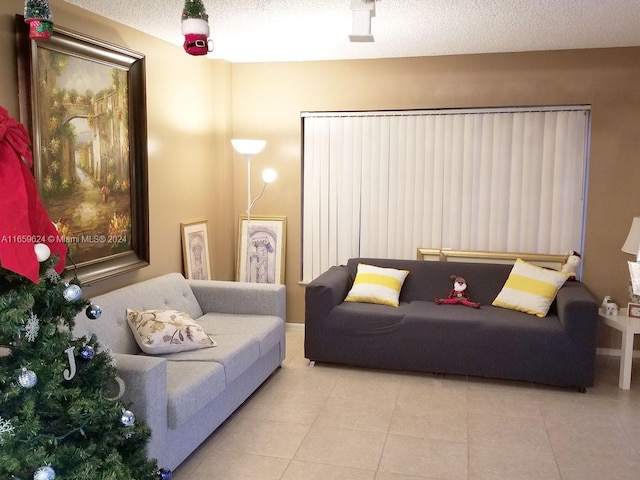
171 327 640 480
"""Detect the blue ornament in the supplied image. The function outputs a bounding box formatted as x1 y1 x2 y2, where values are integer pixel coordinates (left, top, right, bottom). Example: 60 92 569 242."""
79 345 95 361
85 304 102 320
63 284 82 302
33 465 56 480
158 468 172 480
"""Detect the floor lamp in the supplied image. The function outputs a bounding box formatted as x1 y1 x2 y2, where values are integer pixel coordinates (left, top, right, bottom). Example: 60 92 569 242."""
231 139 277 282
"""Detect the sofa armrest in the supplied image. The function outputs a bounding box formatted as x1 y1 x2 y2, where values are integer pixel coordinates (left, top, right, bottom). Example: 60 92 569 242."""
113 353 168 458
304 265 353 359
555 282 598 349
305 265 353 314
188 279 286 321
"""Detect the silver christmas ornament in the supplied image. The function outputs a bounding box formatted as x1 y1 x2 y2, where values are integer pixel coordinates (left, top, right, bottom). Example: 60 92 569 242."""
18 368 37 389
63 283 82 302
121 409 135 427
34 465 56 480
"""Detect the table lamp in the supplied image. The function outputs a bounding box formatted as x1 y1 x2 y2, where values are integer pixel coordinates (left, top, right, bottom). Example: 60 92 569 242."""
621 216 640 303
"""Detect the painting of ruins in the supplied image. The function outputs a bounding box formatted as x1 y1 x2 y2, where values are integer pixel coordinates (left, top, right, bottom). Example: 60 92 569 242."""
16 20 149 281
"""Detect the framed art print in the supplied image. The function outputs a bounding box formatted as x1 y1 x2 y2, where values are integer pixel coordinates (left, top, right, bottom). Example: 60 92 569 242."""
181 220 212 280
237 216 286 284
628 303 640 319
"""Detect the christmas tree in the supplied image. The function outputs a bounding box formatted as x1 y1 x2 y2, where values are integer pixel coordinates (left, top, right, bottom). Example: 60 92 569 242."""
23 0 54 41
24 0 53 21
182 0 208 21
0 106 168 479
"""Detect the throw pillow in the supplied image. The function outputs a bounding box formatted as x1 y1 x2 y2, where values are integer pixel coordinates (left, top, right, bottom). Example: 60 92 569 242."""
492 259 571 317
126 309 216 354
345 263 410 307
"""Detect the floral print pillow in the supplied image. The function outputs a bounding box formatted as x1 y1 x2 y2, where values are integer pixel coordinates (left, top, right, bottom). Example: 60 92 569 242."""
126 309 216 354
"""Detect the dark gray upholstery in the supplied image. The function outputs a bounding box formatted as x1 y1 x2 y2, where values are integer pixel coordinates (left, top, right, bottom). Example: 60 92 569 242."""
304 258 598 389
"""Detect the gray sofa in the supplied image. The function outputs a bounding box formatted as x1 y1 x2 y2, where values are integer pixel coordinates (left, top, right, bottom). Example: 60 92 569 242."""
305 258 598 390
72 273 286 471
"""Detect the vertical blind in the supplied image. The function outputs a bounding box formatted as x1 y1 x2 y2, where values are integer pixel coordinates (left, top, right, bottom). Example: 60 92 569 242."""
302 107 590 282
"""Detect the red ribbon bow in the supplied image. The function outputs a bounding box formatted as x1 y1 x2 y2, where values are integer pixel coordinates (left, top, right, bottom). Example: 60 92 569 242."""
0 106 66 282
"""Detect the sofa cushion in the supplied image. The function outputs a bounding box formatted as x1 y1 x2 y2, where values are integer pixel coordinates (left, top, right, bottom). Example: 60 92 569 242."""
492 259 570 317
320 299 566 376
160 314 284 384
166 361 226 429
126 309 217 354
345 263 409 307
73 273 204 355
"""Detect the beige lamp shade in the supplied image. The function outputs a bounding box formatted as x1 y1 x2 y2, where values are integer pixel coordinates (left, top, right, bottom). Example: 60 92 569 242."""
231 139 266 156
622 216 640 258
262 168 277 183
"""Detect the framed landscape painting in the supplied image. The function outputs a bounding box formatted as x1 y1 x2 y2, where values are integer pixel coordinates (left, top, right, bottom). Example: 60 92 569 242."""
15 17 149 283
237 216 286 284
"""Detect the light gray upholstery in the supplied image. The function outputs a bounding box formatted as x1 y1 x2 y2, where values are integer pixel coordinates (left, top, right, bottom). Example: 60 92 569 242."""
73 273 286 471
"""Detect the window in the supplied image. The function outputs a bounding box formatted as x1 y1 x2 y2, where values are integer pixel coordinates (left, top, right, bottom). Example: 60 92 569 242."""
302 106 590 282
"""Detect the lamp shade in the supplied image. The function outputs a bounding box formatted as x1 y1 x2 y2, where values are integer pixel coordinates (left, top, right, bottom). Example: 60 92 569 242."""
231 139 266 156
262 168 277 184
622 216 640 256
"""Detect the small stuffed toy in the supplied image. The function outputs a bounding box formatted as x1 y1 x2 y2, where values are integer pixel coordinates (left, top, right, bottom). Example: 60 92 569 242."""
561 250 581 280
435 275 481 308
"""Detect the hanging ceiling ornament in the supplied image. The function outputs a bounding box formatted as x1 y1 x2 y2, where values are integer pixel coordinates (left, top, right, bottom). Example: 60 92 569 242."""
181 0 213 56
24 0 54 41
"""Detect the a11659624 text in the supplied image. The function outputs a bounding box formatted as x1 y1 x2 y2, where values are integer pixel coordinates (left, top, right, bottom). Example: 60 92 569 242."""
1 235 128 245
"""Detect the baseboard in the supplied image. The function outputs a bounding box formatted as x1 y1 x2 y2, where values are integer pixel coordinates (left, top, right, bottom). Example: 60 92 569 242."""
597 347 640 358
286 322 305 331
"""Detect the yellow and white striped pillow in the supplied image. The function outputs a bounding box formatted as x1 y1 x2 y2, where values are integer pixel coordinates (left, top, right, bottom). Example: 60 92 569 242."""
345 263 410 307
492 259 571 317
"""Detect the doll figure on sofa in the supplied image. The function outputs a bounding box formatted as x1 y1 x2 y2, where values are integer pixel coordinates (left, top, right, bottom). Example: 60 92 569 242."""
434 275 481 308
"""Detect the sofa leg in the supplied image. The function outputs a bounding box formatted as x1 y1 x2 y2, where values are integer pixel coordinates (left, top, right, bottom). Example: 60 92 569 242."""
309 360 316 367
577 386 587 393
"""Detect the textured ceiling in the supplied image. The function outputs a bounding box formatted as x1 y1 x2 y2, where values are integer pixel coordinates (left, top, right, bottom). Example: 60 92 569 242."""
62 0 640 63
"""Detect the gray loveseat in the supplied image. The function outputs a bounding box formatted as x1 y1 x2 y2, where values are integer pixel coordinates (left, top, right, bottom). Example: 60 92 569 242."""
305 258 598 390
73 273 286 471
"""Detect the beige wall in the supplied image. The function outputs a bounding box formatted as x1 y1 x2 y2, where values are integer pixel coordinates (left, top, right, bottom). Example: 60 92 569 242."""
2 1 640 348
230 50 640 351
0 0 232 298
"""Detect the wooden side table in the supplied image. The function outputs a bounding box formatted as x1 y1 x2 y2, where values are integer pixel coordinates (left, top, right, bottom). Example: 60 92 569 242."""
600 312 640 389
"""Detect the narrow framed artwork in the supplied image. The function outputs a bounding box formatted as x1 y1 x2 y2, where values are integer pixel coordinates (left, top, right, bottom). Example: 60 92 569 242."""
628 303 640 319
15 17 149 283
181 220 212 280
237 216 286 284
